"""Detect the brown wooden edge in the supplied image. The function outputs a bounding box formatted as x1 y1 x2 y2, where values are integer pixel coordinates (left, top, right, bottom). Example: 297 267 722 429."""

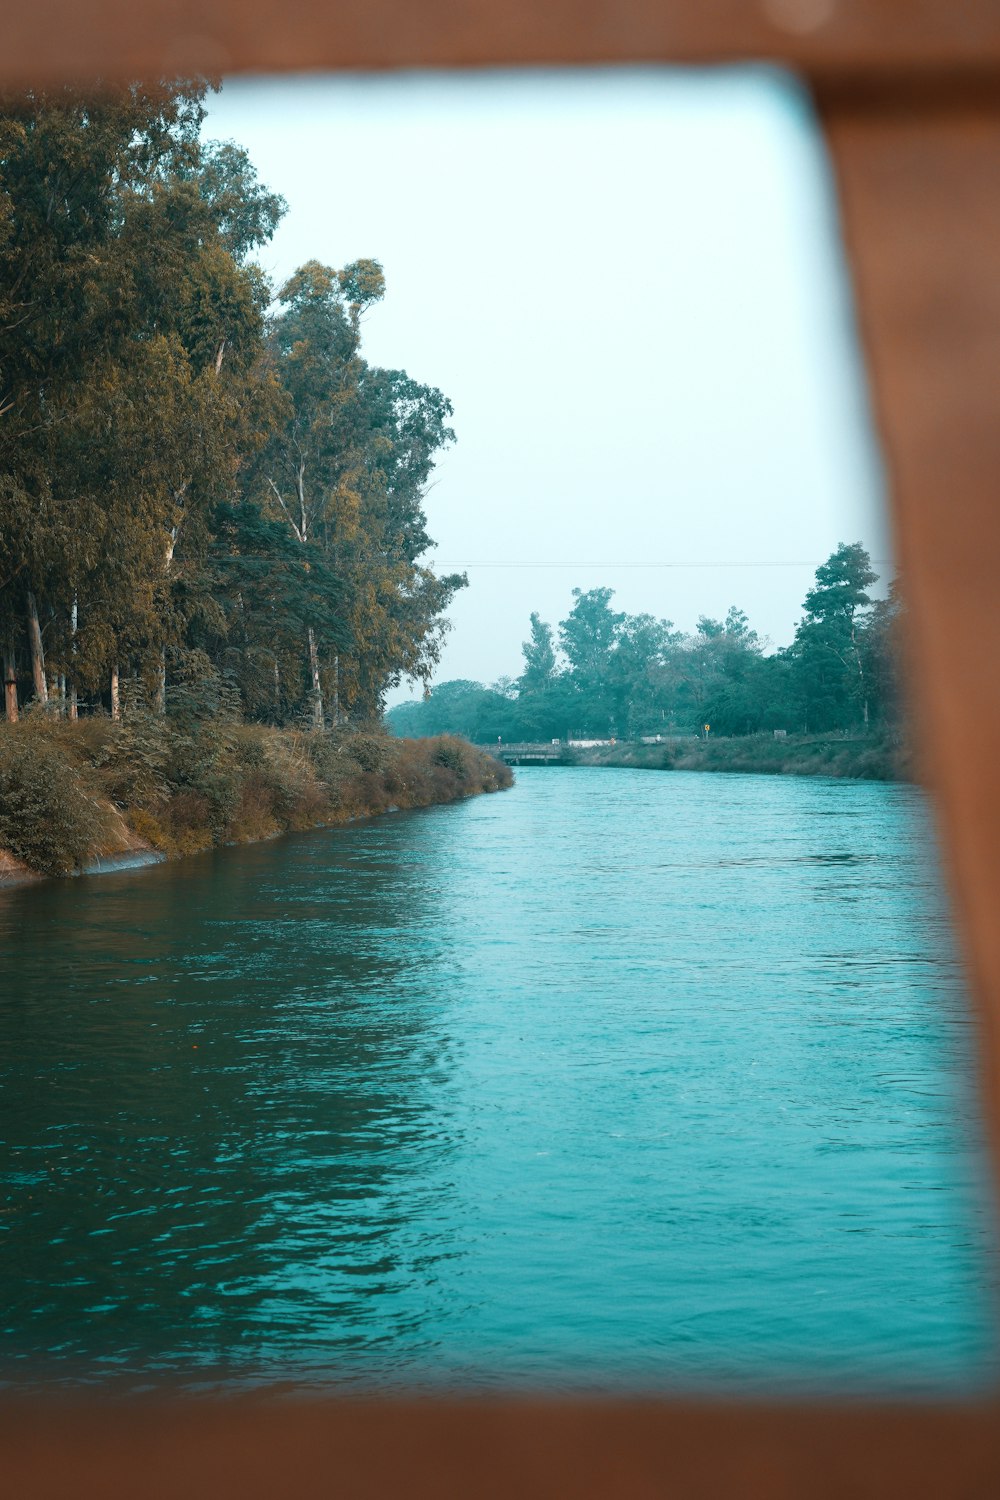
819 92 1000 1221
3 2 1000 1493
6 0 1000 88
2 1395 1000 1499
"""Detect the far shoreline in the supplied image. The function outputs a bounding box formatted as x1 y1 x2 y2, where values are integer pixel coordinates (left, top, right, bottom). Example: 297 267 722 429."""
492 732 909 782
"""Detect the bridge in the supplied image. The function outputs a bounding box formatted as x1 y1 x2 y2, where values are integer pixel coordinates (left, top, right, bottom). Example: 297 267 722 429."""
486 742 569 766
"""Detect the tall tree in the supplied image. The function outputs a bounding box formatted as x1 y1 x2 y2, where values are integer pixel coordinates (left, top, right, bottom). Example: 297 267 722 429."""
519 613 557 692
792 543 878 731
608 612 678 737
259 260 462 724
558 587 624 735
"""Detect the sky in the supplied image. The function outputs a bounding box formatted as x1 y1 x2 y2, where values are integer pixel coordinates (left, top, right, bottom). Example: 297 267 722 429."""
205 69 890 704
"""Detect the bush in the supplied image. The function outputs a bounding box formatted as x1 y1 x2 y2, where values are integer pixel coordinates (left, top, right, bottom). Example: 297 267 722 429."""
96 706 171 807
432 736 471 778
0 725 111 874
342 729 389 774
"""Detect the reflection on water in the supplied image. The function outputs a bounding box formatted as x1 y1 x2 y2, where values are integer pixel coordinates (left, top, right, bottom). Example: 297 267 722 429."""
0 769 996 1392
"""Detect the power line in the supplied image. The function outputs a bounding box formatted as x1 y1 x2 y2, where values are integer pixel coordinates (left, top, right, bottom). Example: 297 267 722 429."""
436 559 894 569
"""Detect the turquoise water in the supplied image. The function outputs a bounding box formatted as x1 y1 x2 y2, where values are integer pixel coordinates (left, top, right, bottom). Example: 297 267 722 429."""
0 768 996 1392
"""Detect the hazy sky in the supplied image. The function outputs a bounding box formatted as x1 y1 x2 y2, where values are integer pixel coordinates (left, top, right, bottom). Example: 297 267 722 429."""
206 69 890 703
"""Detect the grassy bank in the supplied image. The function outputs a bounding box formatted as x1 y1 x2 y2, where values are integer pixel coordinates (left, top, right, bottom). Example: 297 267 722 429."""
0 715 511 880
569 732 908 781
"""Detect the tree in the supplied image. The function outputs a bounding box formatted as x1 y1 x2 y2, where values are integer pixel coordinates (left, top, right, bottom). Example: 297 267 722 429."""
519 613 557 692
607 613 678 737
558 587 624 735
860 579 906 731
388 679 515 742
333 363 464 716
791 543 878 731
258 260 463 725
513 612 561 737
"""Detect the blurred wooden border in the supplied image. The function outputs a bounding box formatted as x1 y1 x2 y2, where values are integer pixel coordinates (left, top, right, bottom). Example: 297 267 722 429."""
5 0 1000 87
5 0 1000 1493
4 1396 1000 1499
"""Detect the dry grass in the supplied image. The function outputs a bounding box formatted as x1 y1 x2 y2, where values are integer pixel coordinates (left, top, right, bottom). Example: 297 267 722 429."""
0 714 512 877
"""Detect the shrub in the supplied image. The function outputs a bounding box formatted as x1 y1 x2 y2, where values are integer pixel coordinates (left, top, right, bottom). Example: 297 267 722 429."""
431 736 471 778
160 791 215 855
96 707 171 807
342 729 389 774
0 726 111 874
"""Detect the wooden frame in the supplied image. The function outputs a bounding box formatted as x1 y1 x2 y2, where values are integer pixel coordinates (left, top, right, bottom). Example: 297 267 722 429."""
4 2 1000 1491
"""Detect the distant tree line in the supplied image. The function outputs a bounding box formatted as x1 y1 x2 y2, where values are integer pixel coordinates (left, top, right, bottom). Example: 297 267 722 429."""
389 544 905 743
1 79 463 728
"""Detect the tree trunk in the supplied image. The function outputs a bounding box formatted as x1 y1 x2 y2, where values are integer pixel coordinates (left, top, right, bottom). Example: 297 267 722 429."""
154 648 166 715
110 664 120 722
26 591 47 705
68 595 78 720
307 626 323 729
3 645 18 722
851 627 868 732
331 653 340 726
159 522 178 718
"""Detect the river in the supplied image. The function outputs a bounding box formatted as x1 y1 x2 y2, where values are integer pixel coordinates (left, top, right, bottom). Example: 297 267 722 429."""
0 767 996 1393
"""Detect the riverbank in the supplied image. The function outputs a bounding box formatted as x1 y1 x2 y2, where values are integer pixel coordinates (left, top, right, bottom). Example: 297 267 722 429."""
569 732 909 781
0 716 511 884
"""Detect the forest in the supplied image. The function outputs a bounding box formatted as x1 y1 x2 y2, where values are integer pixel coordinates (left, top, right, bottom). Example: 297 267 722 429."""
388 544 904 746
1 78 464 727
